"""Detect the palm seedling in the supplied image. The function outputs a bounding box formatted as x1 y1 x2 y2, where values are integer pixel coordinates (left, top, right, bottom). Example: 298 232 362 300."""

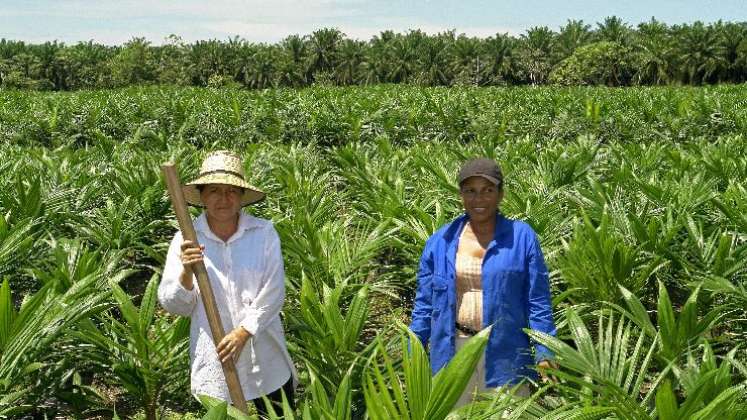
526 307 664 419
285 277 372 416
75 273 191 420
0 270 116 416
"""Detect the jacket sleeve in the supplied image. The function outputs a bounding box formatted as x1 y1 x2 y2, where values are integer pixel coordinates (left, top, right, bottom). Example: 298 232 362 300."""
526 231 557 363
158 232 199 317
409 240 434 347
239 225 285 336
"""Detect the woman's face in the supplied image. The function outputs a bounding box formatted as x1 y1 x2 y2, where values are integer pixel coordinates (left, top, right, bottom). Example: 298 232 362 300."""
200 184 243 223
459 176 503 224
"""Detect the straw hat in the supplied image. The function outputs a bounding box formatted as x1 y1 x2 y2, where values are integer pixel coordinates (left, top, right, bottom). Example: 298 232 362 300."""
182 151 265 207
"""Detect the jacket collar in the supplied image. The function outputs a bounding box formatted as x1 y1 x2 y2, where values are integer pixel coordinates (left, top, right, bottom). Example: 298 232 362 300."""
444 212 509 244
445 212 509 267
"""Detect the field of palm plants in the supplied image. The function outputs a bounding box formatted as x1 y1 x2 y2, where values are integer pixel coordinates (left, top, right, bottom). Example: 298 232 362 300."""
0 84 746 419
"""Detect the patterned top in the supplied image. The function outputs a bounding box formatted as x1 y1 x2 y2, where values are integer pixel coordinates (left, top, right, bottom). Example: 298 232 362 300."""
455 228 483 335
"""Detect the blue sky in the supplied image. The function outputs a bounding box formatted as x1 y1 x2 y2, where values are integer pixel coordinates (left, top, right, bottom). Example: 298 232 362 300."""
2 1 746 45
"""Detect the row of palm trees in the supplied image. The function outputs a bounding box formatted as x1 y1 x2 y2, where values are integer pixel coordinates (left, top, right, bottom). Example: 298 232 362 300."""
1 17 746 90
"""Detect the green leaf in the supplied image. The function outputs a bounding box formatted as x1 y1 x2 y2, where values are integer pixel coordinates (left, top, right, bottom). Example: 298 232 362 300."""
657 281 677 359
402 327 431 419
109 279 140 330
138 273 159 336
0 278 15 351
691 385 746 420
618 285 656 337
202 401 228 420
332 372 353 420
566 307 597 368
425 326 491 419
655 379 679 420
343 285 368 351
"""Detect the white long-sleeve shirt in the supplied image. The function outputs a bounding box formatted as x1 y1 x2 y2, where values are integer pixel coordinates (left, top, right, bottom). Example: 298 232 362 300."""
158 211 297 402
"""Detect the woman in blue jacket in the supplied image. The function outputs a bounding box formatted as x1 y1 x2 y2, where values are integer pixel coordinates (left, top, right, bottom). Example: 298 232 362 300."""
409 158 557 405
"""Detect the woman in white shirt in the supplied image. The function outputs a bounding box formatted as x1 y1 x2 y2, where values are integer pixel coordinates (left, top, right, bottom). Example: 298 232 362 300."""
158 151 297 416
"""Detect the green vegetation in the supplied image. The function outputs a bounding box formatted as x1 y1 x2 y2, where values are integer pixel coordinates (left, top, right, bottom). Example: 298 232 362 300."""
2 18 747 90
0 85 745 418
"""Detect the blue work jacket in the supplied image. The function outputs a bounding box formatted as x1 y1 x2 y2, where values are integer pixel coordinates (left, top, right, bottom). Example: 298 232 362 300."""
409 213 556 387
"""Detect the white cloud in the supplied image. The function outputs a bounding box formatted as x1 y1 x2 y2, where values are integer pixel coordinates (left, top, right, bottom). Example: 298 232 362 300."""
33 0 364 21
2 0 523 44
199 21 313 42
202 17 521 43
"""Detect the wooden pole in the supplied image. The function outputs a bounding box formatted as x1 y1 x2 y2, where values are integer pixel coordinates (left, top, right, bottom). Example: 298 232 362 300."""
161 163 249 414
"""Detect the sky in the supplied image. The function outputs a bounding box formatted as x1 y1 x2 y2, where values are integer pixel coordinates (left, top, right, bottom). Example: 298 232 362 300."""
1 0 746 45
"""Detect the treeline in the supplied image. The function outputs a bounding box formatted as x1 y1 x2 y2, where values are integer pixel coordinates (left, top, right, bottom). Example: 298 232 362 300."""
1 17 746 90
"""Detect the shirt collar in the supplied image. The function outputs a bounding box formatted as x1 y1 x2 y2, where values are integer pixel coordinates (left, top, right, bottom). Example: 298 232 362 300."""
194 211 261 243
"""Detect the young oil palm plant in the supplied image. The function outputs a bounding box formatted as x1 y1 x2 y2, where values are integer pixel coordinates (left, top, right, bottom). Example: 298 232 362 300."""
655 342 747 419
332 141 413 222
73 197 168 257
0 175 45 222
262 324 495 420
75 273 191 420
0 215 38 279
362 324 492 420
27 238 124 292
285 276 373 407
526 307 664 419
677 216 747 281
0 270 117 416
556 210 664 305
614 282 724 364
277 214 397 296
197 369 355 420
501 172 571 248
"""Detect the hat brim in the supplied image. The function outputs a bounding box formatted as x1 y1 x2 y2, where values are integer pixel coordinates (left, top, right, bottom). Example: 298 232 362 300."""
459 174 500 186
182 173 265 207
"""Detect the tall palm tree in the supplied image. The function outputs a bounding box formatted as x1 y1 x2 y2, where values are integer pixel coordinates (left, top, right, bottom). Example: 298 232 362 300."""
713 20 747 83
31 41 64 90
388 36 418 83
555 19 593 62
10 52 42 80
154 35 192 86
55 41 113 89
308 28 343 77
416 35 450 86
676 22 728 84
107 37 157 87
480 33 518 85
515 26 555 84
335 39 367 85
361 30 396 84
450 34 481 85
634 18 674 85
736 38 747 83
242 45 278 89
278 35 309 87
596 16 632 45
189 39 233 85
